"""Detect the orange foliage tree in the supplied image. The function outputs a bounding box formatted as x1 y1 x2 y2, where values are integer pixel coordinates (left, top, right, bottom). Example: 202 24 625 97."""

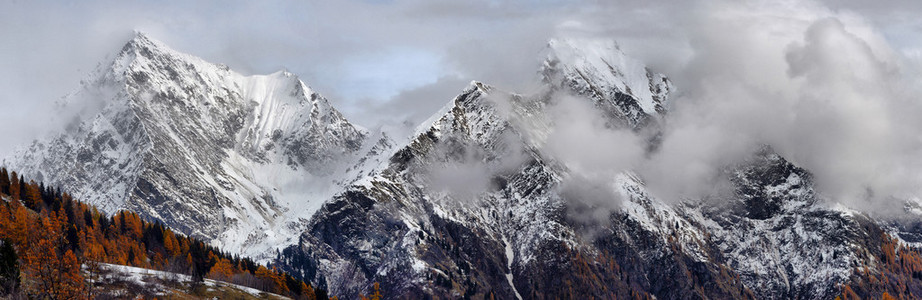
0 169 326 299
20 209 84 299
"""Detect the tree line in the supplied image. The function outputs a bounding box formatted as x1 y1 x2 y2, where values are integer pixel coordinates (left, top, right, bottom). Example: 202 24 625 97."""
838 233 922 300
0 167 332 299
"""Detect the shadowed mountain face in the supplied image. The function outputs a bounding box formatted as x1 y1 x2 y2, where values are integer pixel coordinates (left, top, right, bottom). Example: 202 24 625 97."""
272 40 897 299
274 40 922 299
6 34 921 299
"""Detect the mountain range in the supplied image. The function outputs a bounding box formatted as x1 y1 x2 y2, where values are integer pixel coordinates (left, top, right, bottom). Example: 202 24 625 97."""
6 32 922 299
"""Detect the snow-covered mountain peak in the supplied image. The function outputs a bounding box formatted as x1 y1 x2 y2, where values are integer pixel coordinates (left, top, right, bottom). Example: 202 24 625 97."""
410 80 535 150
6 31 913 299
106 32 220 81
546 38 622 62
122 31 166 53
5 33 367 257
543 37 673 129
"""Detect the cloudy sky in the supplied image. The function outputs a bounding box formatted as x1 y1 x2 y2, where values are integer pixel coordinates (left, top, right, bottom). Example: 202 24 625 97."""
1 1 918 138
0 0 579 146
2 0 922 209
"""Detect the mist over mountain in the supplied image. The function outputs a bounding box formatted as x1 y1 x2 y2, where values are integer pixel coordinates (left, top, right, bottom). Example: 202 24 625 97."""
4 33 367 259
3 0 922 299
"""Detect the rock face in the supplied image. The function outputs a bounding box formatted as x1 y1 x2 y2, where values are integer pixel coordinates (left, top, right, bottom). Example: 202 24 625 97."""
5 33 366 256
542 38 672 129
6 34 919 299
274 39 908 299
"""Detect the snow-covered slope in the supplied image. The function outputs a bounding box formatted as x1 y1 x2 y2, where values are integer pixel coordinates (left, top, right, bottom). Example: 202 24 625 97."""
5 33 915 299
543 38 672 129
93 263 289 299
4 32 365 257
274 38 902 299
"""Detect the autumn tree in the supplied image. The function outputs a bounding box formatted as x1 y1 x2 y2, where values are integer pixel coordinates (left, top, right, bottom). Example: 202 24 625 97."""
21 181 42 211
208 258 235 282
7 200 29 246
120 211 142 240
21 209 84 299
56 250 85 299
270 267 290 295
298 281 316 300
83 233 106 299
163 230 179 257
255 265 273 291
0 169 331 299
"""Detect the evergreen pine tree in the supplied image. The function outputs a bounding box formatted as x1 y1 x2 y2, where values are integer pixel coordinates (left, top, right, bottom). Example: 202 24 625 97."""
17 176 25 203
23 181 42 210
83 209 94 228
38 182 46 203
0 239 19 295
8 172 18 200
0 168 9 195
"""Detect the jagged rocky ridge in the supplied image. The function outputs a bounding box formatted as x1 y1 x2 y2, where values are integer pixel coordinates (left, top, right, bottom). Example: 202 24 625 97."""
5 34 922 299
275 39 919 299
4 33 366 256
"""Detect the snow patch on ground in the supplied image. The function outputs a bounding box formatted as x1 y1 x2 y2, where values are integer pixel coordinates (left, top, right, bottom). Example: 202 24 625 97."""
96 263 284 298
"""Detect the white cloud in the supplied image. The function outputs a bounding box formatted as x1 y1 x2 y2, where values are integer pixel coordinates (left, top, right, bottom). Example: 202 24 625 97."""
3 0 922 215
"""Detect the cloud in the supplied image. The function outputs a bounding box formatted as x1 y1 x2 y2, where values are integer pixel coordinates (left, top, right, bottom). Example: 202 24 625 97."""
627 0 922 213
540 93 646 232
0 0 579 156
346 76 471 140
543 94 645 179
3 0 922 216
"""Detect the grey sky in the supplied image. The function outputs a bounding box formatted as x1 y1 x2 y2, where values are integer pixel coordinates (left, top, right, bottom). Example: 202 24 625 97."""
0 0 580 154
1 1 911 133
